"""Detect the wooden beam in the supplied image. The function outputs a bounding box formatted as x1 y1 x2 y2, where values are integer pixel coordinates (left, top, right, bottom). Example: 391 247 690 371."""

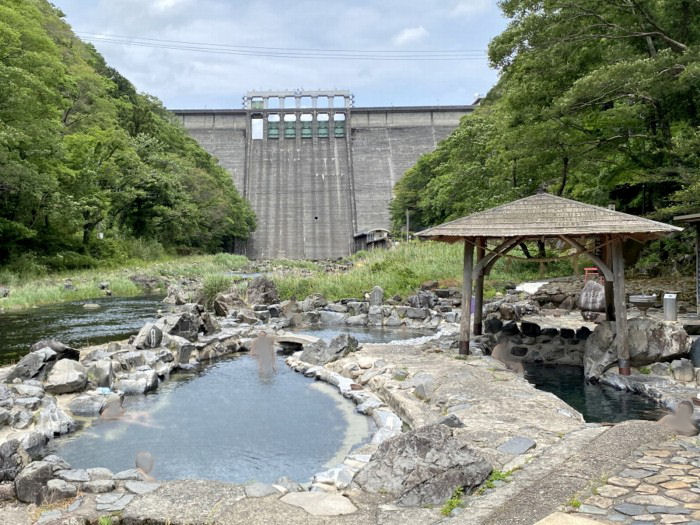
611 236 630 375
558 235 613 281
460 239 474 355
474 236 523 276
473 238 485 336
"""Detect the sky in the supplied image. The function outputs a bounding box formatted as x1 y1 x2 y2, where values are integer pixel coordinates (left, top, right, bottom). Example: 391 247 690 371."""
51 0 509 109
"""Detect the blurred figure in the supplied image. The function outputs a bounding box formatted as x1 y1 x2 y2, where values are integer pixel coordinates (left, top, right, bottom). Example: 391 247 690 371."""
491 341 524 375
658 399 699 436
135 450 156 481
100 397 159 428
250 330 277 378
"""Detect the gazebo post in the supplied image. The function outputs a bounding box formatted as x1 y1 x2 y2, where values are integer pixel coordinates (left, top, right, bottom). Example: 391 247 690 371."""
696 224 700 316
603 237 615 321
460 239 474 355
611 236 630 375
473 238 486 336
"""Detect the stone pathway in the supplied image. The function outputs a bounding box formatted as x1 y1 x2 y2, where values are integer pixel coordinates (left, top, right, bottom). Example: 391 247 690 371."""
576 436 700 524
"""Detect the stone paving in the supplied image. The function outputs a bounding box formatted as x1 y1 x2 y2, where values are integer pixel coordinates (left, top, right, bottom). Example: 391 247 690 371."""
576 436 700 524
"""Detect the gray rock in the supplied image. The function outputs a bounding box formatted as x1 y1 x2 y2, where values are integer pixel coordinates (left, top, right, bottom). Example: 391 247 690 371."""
355 423 491 506
115 369 158 395
83 479 115 493
29 340 79 360
44 359 87 394
248 276 279 305
0 481 16 500
671 358 695 382
319 311 346 325
405 307 428 320
87 467 113 480
46 478 77 501
11 409 33 430
37 509 63 524
14 461 53 503
42 455 70 470
87 359 114 389
346 314 368 326
326 303 348 313
133 323 163 349
213 292 246 317
114 468 143 481
0 439 28 482
19 431 48 459
497 436 536 455
96 492 134 512
36 397 75 436
438 414 464 428
584 318 690 378
56 469 90 483
299 334 359 365
14 396 41 410
244 482 279 498
6 348 56 382
125 480 161 495
280 492 357 516
369 286 384 307
412 372 434 401
11 384 44 398
68 393 105 417
578 280 605 311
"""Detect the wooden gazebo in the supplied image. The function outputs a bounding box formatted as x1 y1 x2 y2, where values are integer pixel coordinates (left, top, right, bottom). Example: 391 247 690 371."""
418 193 681 375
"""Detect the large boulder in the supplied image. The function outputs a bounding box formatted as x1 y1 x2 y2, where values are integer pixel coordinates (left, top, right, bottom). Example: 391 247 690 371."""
6 348 56 382
578 280 605 312
0 439 28 482
155 306 202 342
369 286 384 307
355 423 491 506
132 323 163 350
14 460 53 503
407 290 437 310
213 293 247 317
43 359 87 394
247 276 279 305
584 318 690 378
29 340 79 361
299 335 360 365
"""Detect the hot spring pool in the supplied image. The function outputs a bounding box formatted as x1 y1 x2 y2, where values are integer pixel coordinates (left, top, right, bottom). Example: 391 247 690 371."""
50 354 370 483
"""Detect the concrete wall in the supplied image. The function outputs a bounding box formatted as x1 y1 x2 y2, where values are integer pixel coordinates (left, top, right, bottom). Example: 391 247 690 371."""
174 105 472 259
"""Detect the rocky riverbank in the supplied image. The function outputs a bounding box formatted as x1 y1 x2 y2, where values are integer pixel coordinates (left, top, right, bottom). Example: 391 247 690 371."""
1 276 698 524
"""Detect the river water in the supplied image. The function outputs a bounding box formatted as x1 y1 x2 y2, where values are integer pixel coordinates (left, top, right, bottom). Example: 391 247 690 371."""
0 296 164 365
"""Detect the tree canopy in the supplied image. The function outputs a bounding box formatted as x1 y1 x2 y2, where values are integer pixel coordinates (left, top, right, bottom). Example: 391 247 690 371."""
391 0 700 241
0 0 255 271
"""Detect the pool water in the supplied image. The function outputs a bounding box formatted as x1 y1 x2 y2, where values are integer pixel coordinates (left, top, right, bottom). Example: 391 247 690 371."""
51 354 370 483
524 364 668 423
0 296 163 365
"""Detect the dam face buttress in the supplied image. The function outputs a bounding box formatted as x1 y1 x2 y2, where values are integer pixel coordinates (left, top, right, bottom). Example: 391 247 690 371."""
174 90 473 259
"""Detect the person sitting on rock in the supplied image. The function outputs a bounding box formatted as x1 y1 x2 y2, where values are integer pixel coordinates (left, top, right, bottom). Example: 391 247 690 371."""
658 399 699 436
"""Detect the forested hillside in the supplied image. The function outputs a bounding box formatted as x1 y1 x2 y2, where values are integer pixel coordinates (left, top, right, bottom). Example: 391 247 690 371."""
0 0 255 273
392 0 699 254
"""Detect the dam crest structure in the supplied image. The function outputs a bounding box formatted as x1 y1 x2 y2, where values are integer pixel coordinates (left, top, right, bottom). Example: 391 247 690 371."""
174 90 474 259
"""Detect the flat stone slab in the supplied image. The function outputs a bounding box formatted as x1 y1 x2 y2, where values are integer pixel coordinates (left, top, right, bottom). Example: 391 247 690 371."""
280 492 358 516
122 480 246 523
535 512 606 524
498 436 536 456
125 480 161 495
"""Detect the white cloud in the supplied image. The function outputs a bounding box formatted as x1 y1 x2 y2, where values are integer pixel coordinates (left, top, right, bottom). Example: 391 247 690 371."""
451 0 491 17
392 26 429 46
153 0 187 11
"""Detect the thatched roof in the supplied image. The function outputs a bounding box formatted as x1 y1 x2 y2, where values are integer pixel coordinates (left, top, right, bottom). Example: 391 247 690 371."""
418 193 682 242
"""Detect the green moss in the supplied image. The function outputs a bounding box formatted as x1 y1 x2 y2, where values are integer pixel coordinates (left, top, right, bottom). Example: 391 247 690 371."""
440 486 464 516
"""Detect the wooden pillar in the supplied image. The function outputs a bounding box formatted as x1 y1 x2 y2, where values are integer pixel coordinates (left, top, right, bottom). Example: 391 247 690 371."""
611 237 630 375
473 238 486 336
459 239 474 355
602 239 615 321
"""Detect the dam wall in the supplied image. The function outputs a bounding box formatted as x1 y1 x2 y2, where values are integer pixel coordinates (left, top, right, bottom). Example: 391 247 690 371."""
174 95 472 259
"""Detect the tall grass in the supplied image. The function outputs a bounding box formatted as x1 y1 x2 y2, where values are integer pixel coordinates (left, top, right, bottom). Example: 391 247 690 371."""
273 241 581 301
0 253 250 311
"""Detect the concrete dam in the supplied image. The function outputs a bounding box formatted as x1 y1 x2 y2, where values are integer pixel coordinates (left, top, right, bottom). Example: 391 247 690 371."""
173 90 474 259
